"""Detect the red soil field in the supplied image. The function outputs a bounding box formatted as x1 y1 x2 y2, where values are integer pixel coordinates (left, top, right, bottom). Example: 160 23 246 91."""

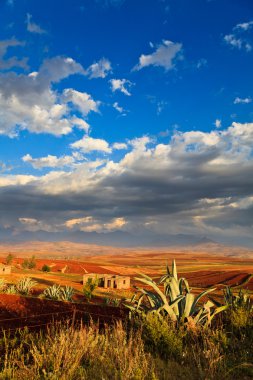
0 294 127 332
13 258 118 275
178 271 250 288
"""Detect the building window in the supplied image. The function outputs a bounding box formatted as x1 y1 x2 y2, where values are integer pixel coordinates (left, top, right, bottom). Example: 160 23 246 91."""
123 280 125 284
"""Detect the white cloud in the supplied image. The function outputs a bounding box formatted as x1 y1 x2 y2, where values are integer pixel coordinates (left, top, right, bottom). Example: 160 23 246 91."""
0 52 98 136
112 102 127 115
26 13 46 34
65 215 126 232
71 136 112 153
215 119 222 128
224 34 244 50
86 58 112 78
234 97 252 104
234 20 253 31
22 154 76 169
63 89 100 116
18 217 56 232
110 78 133 96
113 142 128 150
65 216 93 228
224 21 253 52
133 39 182 71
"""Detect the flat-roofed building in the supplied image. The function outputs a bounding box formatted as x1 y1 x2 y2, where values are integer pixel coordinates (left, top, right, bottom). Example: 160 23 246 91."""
83 273 130 289
0 263 11 274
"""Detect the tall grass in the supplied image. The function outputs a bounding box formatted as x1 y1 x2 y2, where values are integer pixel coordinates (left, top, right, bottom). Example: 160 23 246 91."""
0 308 252 380
0 321 155 380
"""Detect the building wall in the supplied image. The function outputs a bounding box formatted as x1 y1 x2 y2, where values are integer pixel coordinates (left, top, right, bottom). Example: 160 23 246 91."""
83 273 130 289
0 265 11 274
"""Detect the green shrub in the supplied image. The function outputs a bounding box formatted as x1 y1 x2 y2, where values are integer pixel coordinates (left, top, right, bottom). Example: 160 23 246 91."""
41 264 51 272
83 277 98 301
5 253 14 265
22 256 36 269
138 313 183 360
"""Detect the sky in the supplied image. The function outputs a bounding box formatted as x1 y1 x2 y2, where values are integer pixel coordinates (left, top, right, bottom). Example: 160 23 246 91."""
0 0 253 247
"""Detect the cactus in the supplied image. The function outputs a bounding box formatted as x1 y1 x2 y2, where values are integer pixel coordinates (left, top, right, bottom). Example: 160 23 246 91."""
16 277 37 295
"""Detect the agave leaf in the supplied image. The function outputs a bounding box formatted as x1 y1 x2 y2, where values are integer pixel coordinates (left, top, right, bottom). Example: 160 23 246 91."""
208 296 223 307
209 305 228 322
193 308 204 324
179 278 190 294
169 277 180 300
182 293 195 318
172 259 178 282
204 300 215 309
134 276 170 309
191 288 216 314
135 287 160 308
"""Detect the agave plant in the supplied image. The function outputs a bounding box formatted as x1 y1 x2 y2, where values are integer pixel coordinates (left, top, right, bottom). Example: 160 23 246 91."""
212 286 253 313
60 286 75 302
43 284 62 300
126 260 227 327
0 278 6 292
5 284 18 294
16 277 37 296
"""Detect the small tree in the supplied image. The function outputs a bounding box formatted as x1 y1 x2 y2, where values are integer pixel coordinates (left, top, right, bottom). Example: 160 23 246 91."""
83 277 98 301
22 256 36 269
6 253 14 265
42 264 51 272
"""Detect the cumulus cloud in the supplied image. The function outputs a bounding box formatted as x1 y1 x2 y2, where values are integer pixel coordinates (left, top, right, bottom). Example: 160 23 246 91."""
26 13 46 34
63 89 100 116
71 136 112 153
234 97 251 104
1 122 253 245
86 57 112 78
113 142 128 150
0 51 99 136
133 39 183 71
22 154 76 169
109 78 133 96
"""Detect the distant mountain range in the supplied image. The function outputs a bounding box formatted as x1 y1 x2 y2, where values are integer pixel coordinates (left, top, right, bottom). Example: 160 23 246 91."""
1 222 253 251
0 228 220 247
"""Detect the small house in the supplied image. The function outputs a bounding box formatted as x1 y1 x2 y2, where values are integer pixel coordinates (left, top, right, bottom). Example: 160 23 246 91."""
0 263 11 274
83 273 130 289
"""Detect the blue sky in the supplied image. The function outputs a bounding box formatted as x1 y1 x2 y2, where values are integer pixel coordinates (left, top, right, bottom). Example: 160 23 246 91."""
0 0 253 246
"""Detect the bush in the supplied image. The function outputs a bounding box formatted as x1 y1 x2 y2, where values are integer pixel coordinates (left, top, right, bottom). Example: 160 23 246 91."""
5 253 14 265
22 256 36 269
83 277 98 301
41 264 51 272
138 313 184 360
